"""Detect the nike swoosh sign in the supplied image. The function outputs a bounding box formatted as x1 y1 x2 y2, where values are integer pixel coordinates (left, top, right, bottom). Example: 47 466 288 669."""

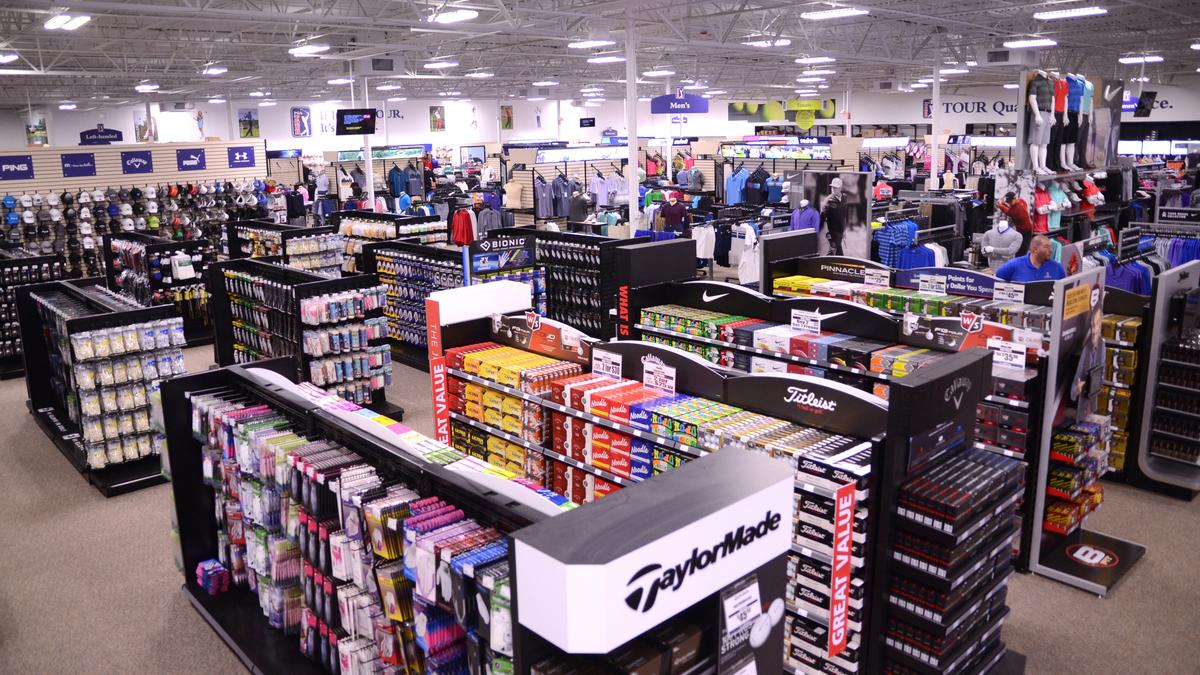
1104 86 1120 102
701 292 728 302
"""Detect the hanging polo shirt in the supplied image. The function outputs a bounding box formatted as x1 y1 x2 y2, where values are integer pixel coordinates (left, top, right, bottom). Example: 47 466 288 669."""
996 254 1067 282
1047 183 1068 231
1033 186 1051 233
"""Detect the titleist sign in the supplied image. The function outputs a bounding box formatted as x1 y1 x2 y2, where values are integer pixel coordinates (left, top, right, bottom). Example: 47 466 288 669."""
785 386 838 412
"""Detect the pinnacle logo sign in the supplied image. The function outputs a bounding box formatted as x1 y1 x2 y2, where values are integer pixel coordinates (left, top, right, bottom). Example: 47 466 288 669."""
623 511 782 613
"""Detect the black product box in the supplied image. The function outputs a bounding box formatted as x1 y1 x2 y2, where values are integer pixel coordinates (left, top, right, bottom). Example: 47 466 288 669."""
795 520 867 559
792 578 864 623
996 428 1027 450
732 322 776 347
997 407 1029 429
796 491 869 533
827 338 894 371
991 371 1029 400
796 444 872 492
788 614 862 666
975 403 1001 424
788 643 856 675
975 423 999 444
789 553 866 600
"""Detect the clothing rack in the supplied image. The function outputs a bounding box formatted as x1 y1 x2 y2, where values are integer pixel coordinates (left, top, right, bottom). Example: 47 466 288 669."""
915 223 956 241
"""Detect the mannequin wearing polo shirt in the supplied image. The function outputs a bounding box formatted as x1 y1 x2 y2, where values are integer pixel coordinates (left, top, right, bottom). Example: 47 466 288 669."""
996 235 1066 282
660 195 690 232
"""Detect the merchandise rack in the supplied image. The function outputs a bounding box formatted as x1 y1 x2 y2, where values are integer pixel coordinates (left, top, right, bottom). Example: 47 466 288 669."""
482 227 650 338
100 232 216 346
163 360 795 674
1096 288 1152 484
16 278 176 496
328 210 445 273
0 245 64 379
361 237 464 371
223 219 302 259
276 224 341 276
206 257 403 418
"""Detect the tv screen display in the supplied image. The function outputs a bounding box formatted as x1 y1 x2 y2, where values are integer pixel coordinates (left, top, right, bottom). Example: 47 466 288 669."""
336 108 376 135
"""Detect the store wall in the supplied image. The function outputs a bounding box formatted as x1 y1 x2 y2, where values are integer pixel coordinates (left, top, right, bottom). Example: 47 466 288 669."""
1119 76 1200 123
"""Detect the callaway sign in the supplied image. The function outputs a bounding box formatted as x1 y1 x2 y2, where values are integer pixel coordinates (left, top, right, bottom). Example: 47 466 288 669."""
121 150 153 174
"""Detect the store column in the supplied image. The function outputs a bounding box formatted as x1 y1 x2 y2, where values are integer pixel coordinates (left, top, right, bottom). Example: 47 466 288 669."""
930 42 942 186
624 19 639 230
362 76 375 209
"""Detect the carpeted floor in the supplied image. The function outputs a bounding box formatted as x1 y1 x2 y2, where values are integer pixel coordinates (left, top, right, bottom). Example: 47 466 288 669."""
0 347 1196 673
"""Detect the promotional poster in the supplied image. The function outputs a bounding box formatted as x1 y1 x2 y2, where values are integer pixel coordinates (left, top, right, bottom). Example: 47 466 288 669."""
794 171 871 259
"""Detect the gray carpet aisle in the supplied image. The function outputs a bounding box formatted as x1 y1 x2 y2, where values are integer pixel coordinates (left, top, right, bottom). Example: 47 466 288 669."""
0 347 1197 673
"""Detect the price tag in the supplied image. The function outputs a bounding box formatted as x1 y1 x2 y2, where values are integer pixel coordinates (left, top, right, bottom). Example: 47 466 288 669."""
987 337 1027 369
918 273 947 294
790 308 822 335
721 579 763 635
643 360 677 394
993 282 1025 303
593 350 623 378
863 268 891 286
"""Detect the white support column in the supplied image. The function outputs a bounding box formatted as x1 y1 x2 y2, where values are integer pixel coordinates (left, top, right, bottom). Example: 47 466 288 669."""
931 43 943 188
624 19 639 230
362 76 375 210
226 97 236 141
843 88 852 137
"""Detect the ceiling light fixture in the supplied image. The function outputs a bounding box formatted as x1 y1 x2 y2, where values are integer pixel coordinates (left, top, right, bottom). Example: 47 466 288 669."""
800 7 868 20
465 71 494 78
795 76 826 82
940 68 970 74
326 99 343 104
289 43 330 57
430 8 479 23
1130 76 1150 82
916 77 947 83
527 96 547 101
802 69 836 75
817 84 829 89
642 69 675 77
707 89 727 95
683 83 708 90
423 61 459 69
580 86 604 93
1118 54 1163 63
910 83 929 88
248 90 266 97
387 96 407 102
583 92 605 97
134 83 160 93
1003 83 1020 89
58 103 77 110
1192 42 1200 51
965 60 978 66
587 55 625 64
439 91 462 96
742 38 792 47
259 101 277 107
1033 6 1108 20
62 15 91 30
202 66 227 75
798 92 819 97
679 78 696 84
208 97 226 103
794 88 817 94
327 77 353 85
568 39 616 49
1003 38 1057 48
44 14 72 30
532 80 558 86
795 56 836 64
376 84 402 91
0 54 18 64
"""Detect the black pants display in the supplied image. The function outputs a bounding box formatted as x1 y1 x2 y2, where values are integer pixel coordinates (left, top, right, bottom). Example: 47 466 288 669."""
1075 114 1091 168
1048 112 1065 171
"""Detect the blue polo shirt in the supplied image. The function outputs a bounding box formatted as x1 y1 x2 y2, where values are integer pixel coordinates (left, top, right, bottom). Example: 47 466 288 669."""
995 254 1067 282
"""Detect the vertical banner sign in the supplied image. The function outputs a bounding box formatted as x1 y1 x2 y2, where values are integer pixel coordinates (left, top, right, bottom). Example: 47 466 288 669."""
827 481 857 659
426 297 450 443
120 150 154 174
176 148 207 171
227 146 256 169
61 153 97 178
0 155 34 181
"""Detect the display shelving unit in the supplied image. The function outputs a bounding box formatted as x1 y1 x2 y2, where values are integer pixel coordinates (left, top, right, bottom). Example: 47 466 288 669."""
0 245 64 379
100 232 216 346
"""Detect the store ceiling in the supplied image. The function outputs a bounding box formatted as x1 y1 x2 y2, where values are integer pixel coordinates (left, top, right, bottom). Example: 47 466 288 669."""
0 0 1197 110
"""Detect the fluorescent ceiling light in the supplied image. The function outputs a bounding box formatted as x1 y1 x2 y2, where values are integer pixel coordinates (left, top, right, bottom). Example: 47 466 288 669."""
587 55 625 64
1002 83 1019 89
58 103 77 110
802 69 836 75
208 97 226 103
134 83 160 92
423 61 459 69
1033 6 1107 19
940 68 970 74
465 71 494 78
326 99 343 104
202 66 227 75
1130 76 1150 82
584 100 604 106
387 96 407 102
259 101 277 106
527 96 547 101
798 93 819 97
910 83 929 88
439 91 462 96
795 56 836 64
327 77 353 84
248 90 266 97
683 83 708 89
580 86 604 93
0 54 18 64
1192 42 1200 51
62 15 91 30
376 84 402 91
1118 54 1163 63
800 7 868 20
742 38 792 47
916 77 948 83
817 84 829 89
583 92 605 97
642 69 675 77
1003 38 1057 48
43 15 72 30
965 60 978 66
430 8 478 23
568 39 615 49
638 96 652 101
795 76 826 83
702 94 712 98
289 43 329 56
532 80 558 86
794 88 817 93
707 89 727 95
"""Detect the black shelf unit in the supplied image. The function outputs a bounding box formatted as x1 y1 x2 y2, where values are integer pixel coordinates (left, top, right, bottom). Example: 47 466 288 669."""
224 219 302 259
99 232 216 347
206 257 403 418
361 237 463 372
276 224 341 276
16 279 177 496
482 227 650 338
0 245 64 379
328 210 445 273
1097 288 1152 486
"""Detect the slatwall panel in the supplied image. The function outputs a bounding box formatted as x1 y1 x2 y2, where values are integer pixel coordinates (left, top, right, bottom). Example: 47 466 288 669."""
268 157 302 184
692 158 718 192
516 169 536 210
513 211 535 228
484 155 501 184
330 159 424 193
0 140 268 195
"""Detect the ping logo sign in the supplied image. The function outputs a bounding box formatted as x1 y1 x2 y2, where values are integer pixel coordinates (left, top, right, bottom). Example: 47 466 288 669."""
623 511 781 613
944 376 972 410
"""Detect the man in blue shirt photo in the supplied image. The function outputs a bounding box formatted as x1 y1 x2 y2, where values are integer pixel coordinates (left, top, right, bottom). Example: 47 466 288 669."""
995 235 1066 282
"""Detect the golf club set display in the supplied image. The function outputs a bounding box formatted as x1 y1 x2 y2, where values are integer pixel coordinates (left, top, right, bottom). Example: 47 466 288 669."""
0 179 274 277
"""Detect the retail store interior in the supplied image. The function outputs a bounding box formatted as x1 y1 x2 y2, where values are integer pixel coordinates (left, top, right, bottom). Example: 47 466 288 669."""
1 1 1199 673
